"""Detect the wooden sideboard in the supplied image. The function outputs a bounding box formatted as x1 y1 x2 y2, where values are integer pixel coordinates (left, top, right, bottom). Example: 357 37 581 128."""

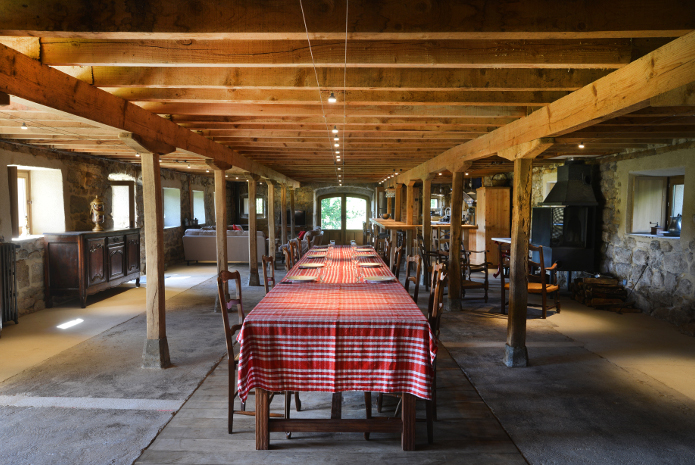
44 229 141 308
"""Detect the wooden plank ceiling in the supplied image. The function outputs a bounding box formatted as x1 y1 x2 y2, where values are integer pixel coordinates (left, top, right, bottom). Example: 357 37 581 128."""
1 1 694 184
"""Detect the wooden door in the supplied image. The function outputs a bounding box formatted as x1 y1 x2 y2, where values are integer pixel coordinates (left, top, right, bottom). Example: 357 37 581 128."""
319 195 370 245
108 245 125 280
86 237 106 286
126 233 140 274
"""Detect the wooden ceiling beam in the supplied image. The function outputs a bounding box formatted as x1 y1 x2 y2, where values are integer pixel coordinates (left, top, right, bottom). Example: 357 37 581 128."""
106 88 569 106
0 43 299 187
138 102 527 118
395 32 695 184
64 67 611 91
37 38 669 69
1 0 693 39
172 116 518 126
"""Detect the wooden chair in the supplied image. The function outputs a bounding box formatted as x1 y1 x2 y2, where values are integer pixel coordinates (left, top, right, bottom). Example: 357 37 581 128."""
282 245 294 271
391 244 404 279
289 238 301 263
425 267 447 443
376 236 390 263
499 243 561 318
261 255 276 294
217 270 289 434
460 249 490 303
403 255 422 303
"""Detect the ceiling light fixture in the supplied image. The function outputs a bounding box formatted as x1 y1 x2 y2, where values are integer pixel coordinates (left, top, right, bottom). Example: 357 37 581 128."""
338 167 341 170
21 122 28 130
236 176 239 180
332 126 338 134
206 169 210 173
465 172 469 175
578 142 585 148
334 136 339 141
135 153 140 157
187 162 191 168
334 143 339 147
328 92 337 103
438 172 442 176
335 151 340 154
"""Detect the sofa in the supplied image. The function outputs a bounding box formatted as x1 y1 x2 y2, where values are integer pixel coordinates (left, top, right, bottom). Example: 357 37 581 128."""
183 229 265 264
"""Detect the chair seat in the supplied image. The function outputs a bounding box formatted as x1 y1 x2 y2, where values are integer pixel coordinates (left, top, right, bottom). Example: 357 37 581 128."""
461 279 486 289
503 282 559 293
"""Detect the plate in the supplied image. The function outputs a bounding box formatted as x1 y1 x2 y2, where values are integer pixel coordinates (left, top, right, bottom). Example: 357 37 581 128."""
285 276 318 282
307 254 327 258
359 263 382 268
313 245 329 249
364 276 395 282
299 263 325 268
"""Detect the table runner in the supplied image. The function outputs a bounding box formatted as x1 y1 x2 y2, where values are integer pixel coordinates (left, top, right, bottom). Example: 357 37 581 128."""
237 245 437 402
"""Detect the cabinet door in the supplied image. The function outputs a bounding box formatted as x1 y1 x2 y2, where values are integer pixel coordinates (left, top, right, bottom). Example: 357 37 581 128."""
126 234 140 274
108 245 125 280
86 238 106 286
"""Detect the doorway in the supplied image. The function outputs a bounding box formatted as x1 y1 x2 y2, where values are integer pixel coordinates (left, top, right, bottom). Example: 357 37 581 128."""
319 194 370 245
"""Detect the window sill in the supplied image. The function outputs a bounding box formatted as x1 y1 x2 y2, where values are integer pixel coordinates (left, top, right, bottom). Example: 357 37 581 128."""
12 235 44 242
163 225 181 230
628 233 680 240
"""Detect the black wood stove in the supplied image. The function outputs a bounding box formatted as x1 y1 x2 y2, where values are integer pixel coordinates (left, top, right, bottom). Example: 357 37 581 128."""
531 160 598 274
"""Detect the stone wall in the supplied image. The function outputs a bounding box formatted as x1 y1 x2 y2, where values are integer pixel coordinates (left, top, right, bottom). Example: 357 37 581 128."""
596 146 695 335
14 237 45 316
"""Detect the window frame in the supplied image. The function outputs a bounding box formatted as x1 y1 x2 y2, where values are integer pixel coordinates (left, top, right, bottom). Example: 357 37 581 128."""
240 193 267 219
628 172 685 235
17 170 32 236
191 189 206 225
162 187 182 228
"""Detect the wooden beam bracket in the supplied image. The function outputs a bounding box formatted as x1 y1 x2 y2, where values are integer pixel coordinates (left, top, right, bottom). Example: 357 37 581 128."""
119 132 175 155
498 138 555 161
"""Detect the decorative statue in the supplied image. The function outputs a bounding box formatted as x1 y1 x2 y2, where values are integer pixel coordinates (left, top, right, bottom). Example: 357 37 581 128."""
90 196 105 232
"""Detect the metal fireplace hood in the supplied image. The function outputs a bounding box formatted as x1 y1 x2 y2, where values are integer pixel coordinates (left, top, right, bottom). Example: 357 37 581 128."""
542 160 598 206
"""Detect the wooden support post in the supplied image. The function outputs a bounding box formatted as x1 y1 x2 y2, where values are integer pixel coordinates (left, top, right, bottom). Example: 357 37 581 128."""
280 183 288 245
246 174 261 286
505 158 533 367
289 187 296 239
421 175 434 253
266 179 276 259
140 151 171 368
255 388 270 450
214 168 228 301
448 171 465 312
391 183 403 267
386 192 393 217
405 181 416 257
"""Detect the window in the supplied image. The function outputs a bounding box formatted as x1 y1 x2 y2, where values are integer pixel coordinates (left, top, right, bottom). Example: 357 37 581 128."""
430 198 438 209
241 195 266 218
320 197 342 229
192 190 205 224
630 169 684 234
163 187 181 227
111 181 135 229
10 166 65 238
345 197 367 230
17 170 31 236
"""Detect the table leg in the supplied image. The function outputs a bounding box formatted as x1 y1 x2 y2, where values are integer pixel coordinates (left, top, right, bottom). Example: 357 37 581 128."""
255 388 270 450
331 392 342 419
401 393 416 451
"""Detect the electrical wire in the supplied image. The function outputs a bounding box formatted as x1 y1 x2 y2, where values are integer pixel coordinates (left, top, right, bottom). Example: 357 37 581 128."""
298 0 340 184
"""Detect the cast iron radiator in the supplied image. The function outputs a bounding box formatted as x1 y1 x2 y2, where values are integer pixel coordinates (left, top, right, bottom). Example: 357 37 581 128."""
0 242 20 333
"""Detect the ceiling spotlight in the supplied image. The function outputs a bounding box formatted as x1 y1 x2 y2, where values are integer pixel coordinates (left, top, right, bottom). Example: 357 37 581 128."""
332 126 338 134
578 142 585 148
465 172 469 175
338 167 341 170
438 172 442 176
335 151 340 154
135 153 140 157
236 176 239 180
225 175 228 178
334 143 339 147
206 169 210 173
187 163 191 168
328 92 337 103
334 136 339 141
21 122 28 130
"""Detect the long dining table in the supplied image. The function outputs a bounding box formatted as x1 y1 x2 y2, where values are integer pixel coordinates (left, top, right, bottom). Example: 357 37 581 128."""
236 244 437 450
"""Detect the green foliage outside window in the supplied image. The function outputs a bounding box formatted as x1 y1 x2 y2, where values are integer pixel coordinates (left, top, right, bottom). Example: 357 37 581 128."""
321 197 342 229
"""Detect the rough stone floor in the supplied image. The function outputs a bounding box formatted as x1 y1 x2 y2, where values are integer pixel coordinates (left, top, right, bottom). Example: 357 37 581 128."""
1 262 694 464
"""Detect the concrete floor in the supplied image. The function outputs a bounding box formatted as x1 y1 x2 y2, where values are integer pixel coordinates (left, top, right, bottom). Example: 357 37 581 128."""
1 262 694 464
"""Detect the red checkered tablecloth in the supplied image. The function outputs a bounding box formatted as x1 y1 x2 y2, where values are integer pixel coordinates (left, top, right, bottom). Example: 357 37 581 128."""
237 246 436 402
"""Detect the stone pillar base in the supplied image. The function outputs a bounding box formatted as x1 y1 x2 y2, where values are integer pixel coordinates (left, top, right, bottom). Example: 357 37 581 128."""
248 273 261 286
142 337 172 369
503 344 528 367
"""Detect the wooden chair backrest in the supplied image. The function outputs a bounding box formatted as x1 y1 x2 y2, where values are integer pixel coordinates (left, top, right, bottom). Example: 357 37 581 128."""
428 262 446 317
261 255 275 294
391 244 404 277
217 270 244 359
428 269 447 338
282 245 293 271
289 238 301 262
528 244 558 286
404 254 422 302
